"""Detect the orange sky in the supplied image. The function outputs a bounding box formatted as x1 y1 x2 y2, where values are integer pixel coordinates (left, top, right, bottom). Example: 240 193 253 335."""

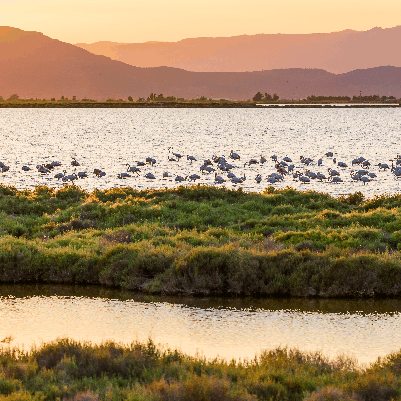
2 0 401 43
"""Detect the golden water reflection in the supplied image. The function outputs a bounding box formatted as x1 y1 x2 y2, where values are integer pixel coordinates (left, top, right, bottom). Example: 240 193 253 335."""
1 285 401 365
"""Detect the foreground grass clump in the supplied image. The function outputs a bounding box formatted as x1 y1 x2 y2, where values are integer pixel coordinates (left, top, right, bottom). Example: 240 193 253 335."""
1 338 401 400
1 184 401 296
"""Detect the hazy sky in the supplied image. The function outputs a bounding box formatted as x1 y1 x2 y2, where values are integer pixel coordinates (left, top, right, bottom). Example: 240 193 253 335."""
2 0 401 43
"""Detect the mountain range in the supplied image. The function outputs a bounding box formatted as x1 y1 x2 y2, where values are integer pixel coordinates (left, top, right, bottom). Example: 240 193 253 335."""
1 26 401 100
76 26 401 74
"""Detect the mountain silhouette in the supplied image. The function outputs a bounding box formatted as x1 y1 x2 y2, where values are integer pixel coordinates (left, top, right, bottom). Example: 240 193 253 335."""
76 26 401 74
1 27 401 100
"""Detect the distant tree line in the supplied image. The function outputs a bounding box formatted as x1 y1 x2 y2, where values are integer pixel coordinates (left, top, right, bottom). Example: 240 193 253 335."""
252 92 279 101
147 93 182 102
1 92 399 103
351 94 397 102
307 95 351 101
307 95 398 102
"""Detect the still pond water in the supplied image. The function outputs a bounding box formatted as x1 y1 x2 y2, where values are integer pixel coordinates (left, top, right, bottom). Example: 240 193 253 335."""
1 285 401 365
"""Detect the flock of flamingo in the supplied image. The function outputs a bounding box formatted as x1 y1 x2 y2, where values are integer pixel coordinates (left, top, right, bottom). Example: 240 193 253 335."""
1 147 401 188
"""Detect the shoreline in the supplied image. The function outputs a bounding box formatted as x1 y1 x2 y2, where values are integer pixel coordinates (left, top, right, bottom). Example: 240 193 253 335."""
1 185 401 298
0 102 400 108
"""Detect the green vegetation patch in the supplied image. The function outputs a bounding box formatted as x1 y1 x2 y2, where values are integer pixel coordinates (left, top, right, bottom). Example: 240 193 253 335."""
1 338 401 400
1 185 401 297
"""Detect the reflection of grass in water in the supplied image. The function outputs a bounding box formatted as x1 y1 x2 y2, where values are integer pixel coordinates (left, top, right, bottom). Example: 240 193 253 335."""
0 338 401 400
1 184 401 296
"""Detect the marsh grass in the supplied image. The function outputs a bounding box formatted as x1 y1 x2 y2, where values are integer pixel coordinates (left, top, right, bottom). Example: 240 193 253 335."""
1 339 401 400
1 185 401 296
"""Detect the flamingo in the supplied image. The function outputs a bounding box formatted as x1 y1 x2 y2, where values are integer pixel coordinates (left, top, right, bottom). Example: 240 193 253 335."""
230 150 241 160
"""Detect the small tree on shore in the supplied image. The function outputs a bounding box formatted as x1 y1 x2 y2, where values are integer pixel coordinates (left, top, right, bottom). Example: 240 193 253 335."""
253 92 263 101
7 94 19 101
128 96 133 102
273 93 279 101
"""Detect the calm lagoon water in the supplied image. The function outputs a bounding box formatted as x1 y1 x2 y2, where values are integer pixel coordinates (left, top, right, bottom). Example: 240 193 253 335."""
1 285 401 365
0 108 401 197
2 109 401 364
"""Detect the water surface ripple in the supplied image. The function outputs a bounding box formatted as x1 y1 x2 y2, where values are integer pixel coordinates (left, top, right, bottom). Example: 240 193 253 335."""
0 108 401 197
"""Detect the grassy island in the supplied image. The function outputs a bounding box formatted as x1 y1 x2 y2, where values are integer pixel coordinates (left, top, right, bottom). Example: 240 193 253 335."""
0 338 401 400
1 184 401 297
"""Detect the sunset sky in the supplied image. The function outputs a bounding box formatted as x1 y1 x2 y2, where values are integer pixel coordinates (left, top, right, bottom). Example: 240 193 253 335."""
1 0 401 43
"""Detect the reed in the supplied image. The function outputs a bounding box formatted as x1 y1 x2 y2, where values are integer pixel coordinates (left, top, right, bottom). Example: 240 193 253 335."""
1 338 401 400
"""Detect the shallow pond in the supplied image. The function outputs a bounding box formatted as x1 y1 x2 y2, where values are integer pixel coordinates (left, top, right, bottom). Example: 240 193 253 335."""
1 285 401 365
0 108 401 197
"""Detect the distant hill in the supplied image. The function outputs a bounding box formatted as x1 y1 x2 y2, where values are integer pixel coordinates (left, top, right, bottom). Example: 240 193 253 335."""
76 26 401 74
1 27 401 100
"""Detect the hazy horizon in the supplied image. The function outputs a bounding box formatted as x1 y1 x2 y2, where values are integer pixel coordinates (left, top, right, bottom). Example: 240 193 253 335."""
74 25 399 46
2 0 401 44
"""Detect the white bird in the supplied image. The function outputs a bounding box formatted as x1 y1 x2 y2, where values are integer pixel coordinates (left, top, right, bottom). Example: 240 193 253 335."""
230 150 241 160
126 164 141 175
189 174 200 181
36 165 50 174
214 173 226 184
93 169 106 177
231 176 243 184
175 175 186 182
299 175 310 184
200 164 215 173
350 172 361 181
246 159 259 166
117 172 131 179
328 168 340 176
360 176 371 185
168 147 183 160
66 173 78 181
